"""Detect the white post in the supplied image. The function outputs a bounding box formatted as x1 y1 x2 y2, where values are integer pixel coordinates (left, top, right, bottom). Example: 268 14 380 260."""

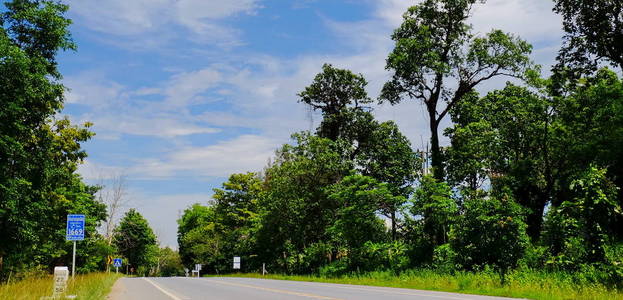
116 266 118 274
262 263 266 276
72 241 76 279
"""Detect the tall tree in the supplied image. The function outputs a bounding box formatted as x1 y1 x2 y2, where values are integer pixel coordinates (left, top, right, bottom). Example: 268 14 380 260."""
113 209 157 275
177 204 224 273
444 84 551 240
0 0 104 277
326 174 394 270
258 133 352 273
298 63 371 141
410 175 458 250
553 0 623 73
381 0 534 180
357 121 420 240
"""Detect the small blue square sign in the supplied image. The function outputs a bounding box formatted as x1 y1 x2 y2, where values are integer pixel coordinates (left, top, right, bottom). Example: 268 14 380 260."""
66 214 85 241
113 258 122 268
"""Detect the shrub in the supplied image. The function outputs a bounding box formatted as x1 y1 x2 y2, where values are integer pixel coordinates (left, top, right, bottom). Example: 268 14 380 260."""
450 194 528 283
432 244 458 273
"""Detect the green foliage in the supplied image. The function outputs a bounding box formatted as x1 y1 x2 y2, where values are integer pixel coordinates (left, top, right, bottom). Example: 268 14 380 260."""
410 175 458 250
553 0 623 73
327 175 390 251
113 209 157 275
543 166 621 269
432 244 458 273
0 0 106 278
177 173 263 274
450 194 529 282
257 133 352 273
298 63 370 141
381 0 534 180
157 247 184 277
445 84 551 240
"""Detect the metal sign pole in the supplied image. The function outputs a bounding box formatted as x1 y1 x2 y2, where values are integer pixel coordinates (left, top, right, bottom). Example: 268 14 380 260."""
116 266 118 274
72 241 76 279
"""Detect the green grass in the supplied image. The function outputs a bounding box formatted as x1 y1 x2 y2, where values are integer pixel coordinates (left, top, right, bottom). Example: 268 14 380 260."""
0 272 121 300
218 269 623 300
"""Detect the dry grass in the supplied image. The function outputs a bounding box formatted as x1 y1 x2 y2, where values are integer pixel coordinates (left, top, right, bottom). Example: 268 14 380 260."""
0 272 121 300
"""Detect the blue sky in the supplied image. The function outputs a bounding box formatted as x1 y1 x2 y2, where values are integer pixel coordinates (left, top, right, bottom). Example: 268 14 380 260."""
57 0 564 248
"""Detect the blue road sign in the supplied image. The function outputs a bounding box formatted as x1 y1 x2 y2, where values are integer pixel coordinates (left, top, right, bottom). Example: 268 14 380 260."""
66 214 85 241
113 258 122 268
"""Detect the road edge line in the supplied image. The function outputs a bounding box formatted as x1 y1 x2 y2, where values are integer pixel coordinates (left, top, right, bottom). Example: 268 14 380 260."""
143 278 183 300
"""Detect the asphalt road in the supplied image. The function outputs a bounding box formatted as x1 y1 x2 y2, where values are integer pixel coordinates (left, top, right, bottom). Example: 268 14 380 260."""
107 277 519 300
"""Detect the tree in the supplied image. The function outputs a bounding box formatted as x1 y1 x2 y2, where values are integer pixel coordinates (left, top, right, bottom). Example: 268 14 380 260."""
543 166 621 268
0 0 107 278
113 209 157 275
212 172 263 271
326 174 395 269
445 84 551 240
550 69 623 237
450 193 529 284
381 0 534 180
553 0 623 73
357 121 420 240
298 63 371 141
258 133 352 273
156 247 184 277
98 174 128 246
410 175 458 251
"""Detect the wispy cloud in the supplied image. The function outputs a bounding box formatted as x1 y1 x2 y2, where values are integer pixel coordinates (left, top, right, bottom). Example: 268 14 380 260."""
67 0 262 48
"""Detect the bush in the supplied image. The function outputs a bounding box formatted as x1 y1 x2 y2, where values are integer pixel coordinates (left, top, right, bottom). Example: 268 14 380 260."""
432 244 458 273
542 166 620 269
357 241 410 272
450 194 528 283
318 259 349 277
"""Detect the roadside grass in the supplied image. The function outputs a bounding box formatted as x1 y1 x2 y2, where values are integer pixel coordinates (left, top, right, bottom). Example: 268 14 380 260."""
0 272 121 300
218 269 623 300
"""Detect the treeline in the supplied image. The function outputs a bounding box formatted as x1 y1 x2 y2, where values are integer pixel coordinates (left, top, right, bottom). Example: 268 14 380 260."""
177 0 623 284
0 0 182 280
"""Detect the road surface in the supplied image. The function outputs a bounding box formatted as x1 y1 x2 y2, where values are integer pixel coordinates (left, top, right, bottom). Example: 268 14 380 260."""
107 277 520 300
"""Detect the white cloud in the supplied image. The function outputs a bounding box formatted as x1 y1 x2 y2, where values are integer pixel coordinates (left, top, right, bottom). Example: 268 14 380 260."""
67 0 261 47
64 72 222 139
164 68 223 107
133 192 213 248
129 135 279 179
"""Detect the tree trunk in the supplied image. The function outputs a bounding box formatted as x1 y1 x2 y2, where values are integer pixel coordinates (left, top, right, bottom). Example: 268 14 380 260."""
429 116 444 181
391 210 397 241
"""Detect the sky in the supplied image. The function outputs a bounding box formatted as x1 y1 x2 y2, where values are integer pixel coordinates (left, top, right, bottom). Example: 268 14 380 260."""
57 0 564 248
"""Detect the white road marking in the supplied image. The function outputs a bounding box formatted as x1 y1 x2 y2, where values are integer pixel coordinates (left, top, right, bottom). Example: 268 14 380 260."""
143 278 183 300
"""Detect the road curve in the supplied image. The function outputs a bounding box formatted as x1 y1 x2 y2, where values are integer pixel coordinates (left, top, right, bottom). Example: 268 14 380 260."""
107 277 520 300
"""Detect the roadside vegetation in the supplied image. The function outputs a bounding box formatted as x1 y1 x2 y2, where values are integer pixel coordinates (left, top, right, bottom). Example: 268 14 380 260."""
0 272 121 300
0 0 181 282
226 270 623 300
178 0 623 298
1 0 623 298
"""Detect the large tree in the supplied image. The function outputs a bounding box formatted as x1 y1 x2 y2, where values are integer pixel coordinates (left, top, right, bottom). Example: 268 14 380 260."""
113 209 157 275
298 63 371 141
381 0 534 180
445 84 551 240
553 0 623 73
0 0 104 277
357 121 420 240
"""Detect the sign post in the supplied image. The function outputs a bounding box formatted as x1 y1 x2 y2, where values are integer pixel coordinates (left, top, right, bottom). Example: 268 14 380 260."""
193 264 202 277
66 214 85 279
113 258 122 273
